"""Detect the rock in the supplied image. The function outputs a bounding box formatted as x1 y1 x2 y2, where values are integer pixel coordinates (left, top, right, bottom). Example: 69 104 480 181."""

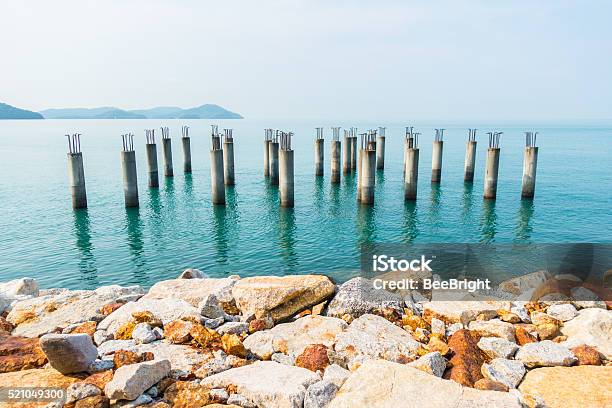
82 370 114 390
0 333 47 373
142 277 238 308
515 340 577 367
131 323 157 344
474 378 509 392
497 310 521 324
426 336 450 356
94 330 114 346
201 361 320 408
430 317 445 337
518 366 612 408
546 303 577 321
498 270 552 295
447 329 489 387
327 359 521 408
113 349 153 369
423 301 507 326
570 286 607 309
510 305 531 323
0 277 39 297
105 359 171 400
66 382 102 404
560 307 612 359
325 278 403 321
98 341 210 375
40 333 98 374
164 320 196 344
65 321 98 337
530 311 561 340
97 298 200 337
271 352 295 366
477 337 519 359
7 285 144 337
115 393 153 407
226 394 256 408
304 380 338 408
163 380 211 408
177 268 207 279
515 326 538 345
248 317 273 334
322 364 350 388
216 322 249 336
468 319 515 342
334 314 420 370
75 395 110 408
571 344 602 365
198 294 227 320
205 317 224 330
100 302 124 316
407 351 446 377
87 359 115 373
481 358 526 389
233 275 335 322
190 324 223 350
222 333 247 358
0 368 84 400
209 388 229 403
244 315 347 359
445 322 463 337
194 349 246 378
295 344 329 372
0 316 14 333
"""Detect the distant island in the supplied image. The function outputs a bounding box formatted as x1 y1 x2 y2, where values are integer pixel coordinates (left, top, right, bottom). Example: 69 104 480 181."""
39 104 243 119
0 102 43 119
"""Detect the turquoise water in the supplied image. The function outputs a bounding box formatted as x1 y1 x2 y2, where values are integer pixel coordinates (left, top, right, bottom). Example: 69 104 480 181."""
0 119 610 289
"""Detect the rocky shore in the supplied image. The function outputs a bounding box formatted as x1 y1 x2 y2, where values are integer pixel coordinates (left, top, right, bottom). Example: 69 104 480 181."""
0 270 610 408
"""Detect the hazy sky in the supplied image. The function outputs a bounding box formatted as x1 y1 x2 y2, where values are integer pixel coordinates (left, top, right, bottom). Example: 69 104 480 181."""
2 0 611 120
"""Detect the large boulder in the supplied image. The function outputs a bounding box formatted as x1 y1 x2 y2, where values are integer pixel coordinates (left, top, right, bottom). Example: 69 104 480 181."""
498 270 552 295
447 329 489 387
325 277 404 320
39 333 98 374
243 315 347 359
105 359 171 400
232 275 335 322
327 359 521 408
422 301 508 325
0 333 47 373
467 319 515 342
96 298 200 336
200 361 320 408
333 314 420 370
518 366 612 408
0 277 39 298
560 307 612 359
142 277 238 307
7 285 144 337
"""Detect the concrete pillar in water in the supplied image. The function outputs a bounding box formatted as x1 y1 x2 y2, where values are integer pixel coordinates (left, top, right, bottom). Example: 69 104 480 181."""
279 132 294 208
331 127 341 184
483 131 502 200
357 146 363 201
404 136 419 200
314 127 324 177
342 132 351 174
269 134 279 186
210 129 225 205
66 133 87 209
161 126 173 177
464 142 477 183
181 126 192 173
223 129 235 186
350 135 357 171
431 128 444 183
521 131 539 199
263 129 272 177
145 129 159 188
360 134 377 205
376 127 386 170
120 134 139 208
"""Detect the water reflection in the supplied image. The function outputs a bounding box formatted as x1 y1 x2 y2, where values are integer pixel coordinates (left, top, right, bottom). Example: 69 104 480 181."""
279 207 298 268
428 184 442 226
211 187 239 266
183 173 194 199
356 205 376 246
328 183 341 216
124 207 148 284
480 200 497 243
314 176 325 209
515 199 535 242
461 182 475 223
402 201 419 243
72 208 98 287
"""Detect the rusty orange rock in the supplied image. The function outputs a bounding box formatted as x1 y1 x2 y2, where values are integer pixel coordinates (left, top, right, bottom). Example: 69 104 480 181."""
221 333 247 358
112 349 152 369
515 326 538 346
190 324 223 350
114 320 136 340
571 345 602 366
132 311 163 327
447 329 488 388
164 380 211 408
165 320 196 344
474 378 509 392
82 370 114 390
0 316 14 333
99 302 123 316
74 395 110 408
427 336 450 356
68 321 97 337
0 333 47 373
295 344 329 372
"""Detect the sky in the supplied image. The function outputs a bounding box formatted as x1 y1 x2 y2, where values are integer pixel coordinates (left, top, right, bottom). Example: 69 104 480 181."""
1 0 611 121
